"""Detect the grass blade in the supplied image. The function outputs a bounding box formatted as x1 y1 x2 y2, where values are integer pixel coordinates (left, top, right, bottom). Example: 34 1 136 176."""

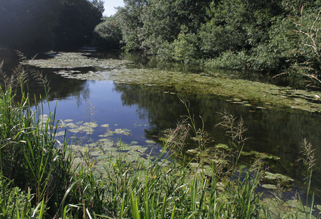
131 188 140 219
171 205 175 219
161 195 166 219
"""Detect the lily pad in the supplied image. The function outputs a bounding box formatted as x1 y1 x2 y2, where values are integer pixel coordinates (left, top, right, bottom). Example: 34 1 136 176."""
69 127 83 133
250 151 280 160
122 145 148 153
264 172 294 184
240 151 253 156
186 148 199 155
261 184 278 190
99 133 113 137
113 128 131 135
55 131 66 137
38 114 49 124
90 151 102 156
240 151 280 160
138 124 149 127
65 123 78 129
83 122 98 128
189 162 201 168
145 140 156 144
215 143 229 150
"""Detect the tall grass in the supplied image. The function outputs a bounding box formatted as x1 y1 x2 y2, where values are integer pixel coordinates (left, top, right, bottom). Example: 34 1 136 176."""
0 60 73 217
297 139 318 219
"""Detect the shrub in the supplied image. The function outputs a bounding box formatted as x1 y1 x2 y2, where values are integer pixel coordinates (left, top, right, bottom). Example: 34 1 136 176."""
92 17 122 50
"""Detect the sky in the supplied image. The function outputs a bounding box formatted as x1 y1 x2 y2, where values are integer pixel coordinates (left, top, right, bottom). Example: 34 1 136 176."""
103 0 125 17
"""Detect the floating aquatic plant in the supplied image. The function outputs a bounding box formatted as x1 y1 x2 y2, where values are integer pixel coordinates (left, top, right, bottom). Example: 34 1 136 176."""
22 52 132 69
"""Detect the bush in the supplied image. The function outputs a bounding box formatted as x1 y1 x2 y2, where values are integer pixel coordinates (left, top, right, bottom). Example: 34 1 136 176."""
172 25 201 64
205 45 284 72
92 17 122 50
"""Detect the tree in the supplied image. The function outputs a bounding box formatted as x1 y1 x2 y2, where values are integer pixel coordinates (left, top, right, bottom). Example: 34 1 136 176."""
0 0 63 52
92 16 122 50
270 1 321 85
199 0 283 58
91 0 105 15
53 0 103 50
0 0 104 52
115 0 149 51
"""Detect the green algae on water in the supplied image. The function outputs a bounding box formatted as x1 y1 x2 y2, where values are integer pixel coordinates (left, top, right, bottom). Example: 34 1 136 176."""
26 52 321 113
23 52 132 69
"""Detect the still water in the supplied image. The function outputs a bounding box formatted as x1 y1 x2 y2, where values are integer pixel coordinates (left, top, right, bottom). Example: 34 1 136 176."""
2 50 321 195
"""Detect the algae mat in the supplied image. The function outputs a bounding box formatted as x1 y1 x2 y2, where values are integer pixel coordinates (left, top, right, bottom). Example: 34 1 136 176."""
24 52 321 113
22 52 132 69
55 68 321 113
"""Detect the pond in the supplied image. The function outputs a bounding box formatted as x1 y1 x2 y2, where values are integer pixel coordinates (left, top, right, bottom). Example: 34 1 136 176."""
2 49 321 198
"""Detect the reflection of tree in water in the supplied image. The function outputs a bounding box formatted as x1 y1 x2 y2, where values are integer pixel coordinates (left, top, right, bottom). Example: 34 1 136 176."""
46 71 90 107
113 83 186 132
23 68 90 106
49 78 90 107
113 82 321 187
1 59 90 106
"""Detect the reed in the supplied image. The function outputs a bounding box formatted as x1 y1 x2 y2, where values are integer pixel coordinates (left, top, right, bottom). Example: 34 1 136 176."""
216 110 248 166
297 139 319 219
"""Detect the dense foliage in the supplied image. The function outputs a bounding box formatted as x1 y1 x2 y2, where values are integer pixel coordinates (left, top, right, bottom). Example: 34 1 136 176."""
93 0 321 83
92 16 122 50
0 0 103 52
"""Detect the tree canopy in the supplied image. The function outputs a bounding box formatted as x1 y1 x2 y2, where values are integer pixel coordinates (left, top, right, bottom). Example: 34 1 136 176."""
0 0 104 52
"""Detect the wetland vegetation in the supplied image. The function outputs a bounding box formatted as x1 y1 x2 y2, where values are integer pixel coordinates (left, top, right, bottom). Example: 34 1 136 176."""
2 0 321 218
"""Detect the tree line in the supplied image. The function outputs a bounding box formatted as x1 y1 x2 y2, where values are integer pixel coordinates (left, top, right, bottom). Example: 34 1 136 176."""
0 0 104 53
2 0 321 82
94 0 321 82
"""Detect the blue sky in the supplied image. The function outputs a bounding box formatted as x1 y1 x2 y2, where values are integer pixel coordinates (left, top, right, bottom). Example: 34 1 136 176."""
103 0 125 17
